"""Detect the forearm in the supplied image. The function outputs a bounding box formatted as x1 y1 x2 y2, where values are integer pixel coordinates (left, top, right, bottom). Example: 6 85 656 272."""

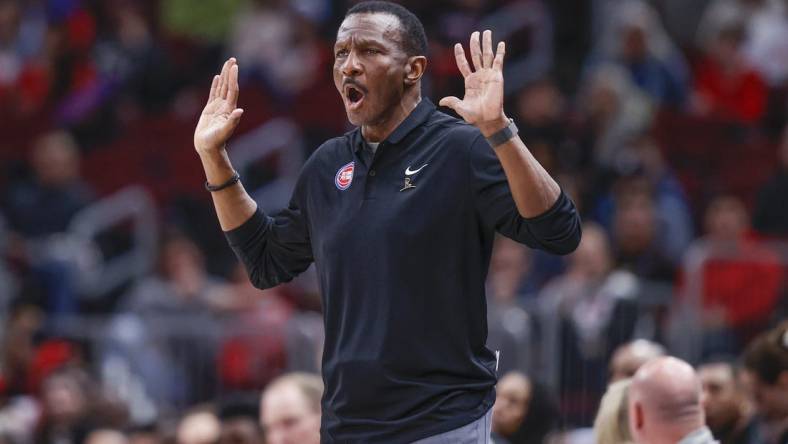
197 147 257 231
479 121 560 218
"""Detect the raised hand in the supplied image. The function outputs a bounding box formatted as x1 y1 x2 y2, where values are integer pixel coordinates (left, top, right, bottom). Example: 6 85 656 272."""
439 30 508 136
194 58 244 153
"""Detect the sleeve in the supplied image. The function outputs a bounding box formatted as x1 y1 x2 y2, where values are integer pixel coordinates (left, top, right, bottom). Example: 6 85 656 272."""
469 134 582 255
224 175 314 290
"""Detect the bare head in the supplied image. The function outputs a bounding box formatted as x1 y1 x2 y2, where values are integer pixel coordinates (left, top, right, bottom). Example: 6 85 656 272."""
333 1 427 142
31 131 82 187
628 357 705 444
610 340 666 383
260 372 323 444
176 409 221 444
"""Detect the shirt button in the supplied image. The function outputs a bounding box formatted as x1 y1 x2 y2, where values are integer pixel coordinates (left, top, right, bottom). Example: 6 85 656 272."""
369 170 376 176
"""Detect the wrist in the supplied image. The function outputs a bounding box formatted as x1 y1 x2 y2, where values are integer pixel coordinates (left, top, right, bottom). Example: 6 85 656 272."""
477 114 510 138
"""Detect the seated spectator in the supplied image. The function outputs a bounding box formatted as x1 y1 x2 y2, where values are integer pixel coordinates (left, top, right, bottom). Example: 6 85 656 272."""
176 407 220 444
628 356 717 443
491 371 533 444
260 372 322 444
594 378 633 444
691 17 767 124
698 361 761 444
540 223 639 424
753 125 788 237
593 0 689 107
35 367 97 444
218 399 262 444
741 321 788 444
610 339 666 383
610 176 677 282
682 195 783 356
487 236 533 375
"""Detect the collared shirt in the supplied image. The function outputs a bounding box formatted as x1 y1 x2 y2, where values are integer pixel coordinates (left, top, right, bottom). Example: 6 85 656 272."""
226 98 581 443
678 427 720 444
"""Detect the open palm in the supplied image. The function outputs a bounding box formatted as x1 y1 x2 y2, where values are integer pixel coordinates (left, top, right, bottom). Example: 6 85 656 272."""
439 30 506 127
194 58 244 152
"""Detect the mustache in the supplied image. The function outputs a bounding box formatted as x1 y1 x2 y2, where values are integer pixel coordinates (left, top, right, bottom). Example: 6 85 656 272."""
343 79 368 94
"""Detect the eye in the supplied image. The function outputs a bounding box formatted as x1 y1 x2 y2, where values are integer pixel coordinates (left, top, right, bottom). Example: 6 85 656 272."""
335 49 349 58
365 48 381 55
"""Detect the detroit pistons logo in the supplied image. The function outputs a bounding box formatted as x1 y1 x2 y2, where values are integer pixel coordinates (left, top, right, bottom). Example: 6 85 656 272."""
335 161 355 190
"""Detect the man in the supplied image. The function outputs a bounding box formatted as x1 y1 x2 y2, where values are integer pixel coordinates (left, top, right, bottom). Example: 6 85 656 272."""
610 339 667 383
741 321 788 444
193 1 581 442
260 373 323 444
629 357 718 444
698 361 760 444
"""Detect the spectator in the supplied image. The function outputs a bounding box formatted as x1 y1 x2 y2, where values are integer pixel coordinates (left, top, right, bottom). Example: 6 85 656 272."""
594 378 633 444
741 321 788 444
592 0 689 107
539 223 639 424
491 371 532 444
753 125 788 237
85 429 129 444
260 372 322 444
691 17 767 124
628 356 717 444
682 195 783 356
610 339 666 383
35 367 97 444
217 400 262 444
698 361 761 444
176 408 221 444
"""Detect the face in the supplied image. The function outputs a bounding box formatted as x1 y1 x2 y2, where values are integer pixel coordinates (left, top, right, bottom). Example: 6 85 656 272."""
492 374 532 437
741 370 788 421
699 364 741 431
333 13 411 127
261 384 320 444
219 418 262 444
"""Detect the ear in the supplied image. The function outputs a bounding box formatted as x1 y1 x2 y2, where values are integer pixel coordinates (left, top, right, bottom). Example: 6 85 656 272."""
404 56 427 86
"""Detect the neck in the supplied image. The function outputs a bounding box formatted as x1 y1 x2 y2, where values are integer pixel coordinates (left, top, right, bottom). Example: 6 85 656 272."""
362 90 421 143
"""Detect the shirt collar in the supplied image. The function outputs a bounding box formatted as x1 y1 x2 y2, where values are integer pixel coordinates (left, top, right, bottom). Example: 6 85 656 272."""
351 98 436 152
677 427 718 444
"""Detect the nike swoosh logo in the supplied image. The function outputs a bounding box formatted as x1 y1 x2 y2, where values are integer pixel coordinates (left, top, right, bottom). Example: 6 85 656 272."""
405 164 428 176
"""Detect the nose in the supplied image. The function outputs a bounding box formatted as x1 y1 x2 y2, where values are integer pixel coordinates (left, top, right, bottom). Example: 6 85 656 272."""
341 49 362 77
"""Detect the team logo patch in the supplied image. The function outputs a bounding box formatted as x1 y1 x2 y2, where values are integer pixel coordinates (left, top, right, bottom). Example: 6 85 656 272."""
335 161 355 190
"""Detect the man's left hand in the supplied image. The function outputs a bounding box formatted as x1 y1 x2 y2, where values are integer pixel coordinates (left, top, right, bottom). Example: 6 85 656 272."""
439 30 509 137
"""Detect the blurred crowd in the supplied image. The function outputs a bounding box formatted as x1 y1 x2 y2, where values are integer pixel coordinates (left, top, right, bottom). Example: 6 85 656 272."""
0 0 787 443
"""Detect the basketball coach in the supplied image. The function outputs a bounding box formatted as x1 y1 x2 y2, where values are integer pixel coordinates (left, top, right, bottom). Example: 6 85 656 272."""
193 2 581 442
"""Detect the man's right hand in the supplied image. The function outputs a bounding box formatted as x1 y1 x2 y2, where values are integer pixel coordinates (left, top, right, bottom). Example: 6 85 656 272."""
194 58 244 154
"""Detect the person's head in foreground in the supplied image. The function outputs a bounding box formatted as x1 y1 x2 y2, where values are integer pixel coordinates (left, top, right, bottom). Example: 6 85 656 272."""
595 378 633 444
85 429 129 444
333 1 427 141
741 321 788 440
698 361 754 441
492 371 533 441
260 372 323 444
176 408 220 444
610 339 667 383
628 356 714 444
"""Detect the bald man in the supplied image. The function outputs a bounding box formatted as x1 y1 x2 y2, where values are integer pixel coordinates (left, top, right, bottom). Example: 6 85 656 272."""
629 357 718 444
610 339 667 383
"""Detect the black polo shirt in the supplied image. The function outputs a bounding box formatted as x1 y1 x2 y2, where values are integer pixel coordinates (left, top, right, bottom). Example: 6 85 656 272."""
226 98 581 443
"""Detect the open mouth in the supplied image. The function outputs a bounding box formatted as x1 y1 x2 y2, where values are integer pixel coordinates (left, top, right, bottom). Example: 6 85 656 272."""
344 85 366 110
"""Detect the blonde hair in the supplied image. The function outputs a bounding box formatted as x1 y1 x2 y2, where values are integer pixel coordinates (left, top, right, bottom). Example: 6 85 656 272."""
594 378 633 444
264 372 324 412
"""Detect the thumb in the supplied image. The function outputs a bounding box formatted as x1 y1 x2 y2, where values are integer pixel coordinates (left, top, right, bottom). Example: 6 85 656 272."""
439 96 462 111
229 108 244 122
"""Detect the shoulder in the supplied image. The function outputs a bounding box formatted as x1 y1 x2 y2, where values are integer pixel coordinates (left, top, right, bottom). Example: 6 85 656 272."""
302 135 353 171
423 109 486 158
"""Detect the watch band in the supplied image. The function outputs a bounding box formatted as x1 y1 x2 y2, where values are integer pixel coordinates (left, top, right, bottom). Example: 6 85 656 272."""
205 171 240 192
485 118 518 148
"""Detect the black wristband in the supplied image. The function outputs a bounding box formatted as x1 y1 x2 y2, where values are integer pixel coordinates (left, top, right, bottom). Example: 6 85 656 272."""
205 171 240 192
485 118 518 148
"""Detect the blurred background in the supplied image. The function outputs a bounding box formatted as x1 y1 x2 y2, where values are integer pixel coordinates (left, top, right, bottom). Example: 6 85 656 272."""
0 0 786 443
